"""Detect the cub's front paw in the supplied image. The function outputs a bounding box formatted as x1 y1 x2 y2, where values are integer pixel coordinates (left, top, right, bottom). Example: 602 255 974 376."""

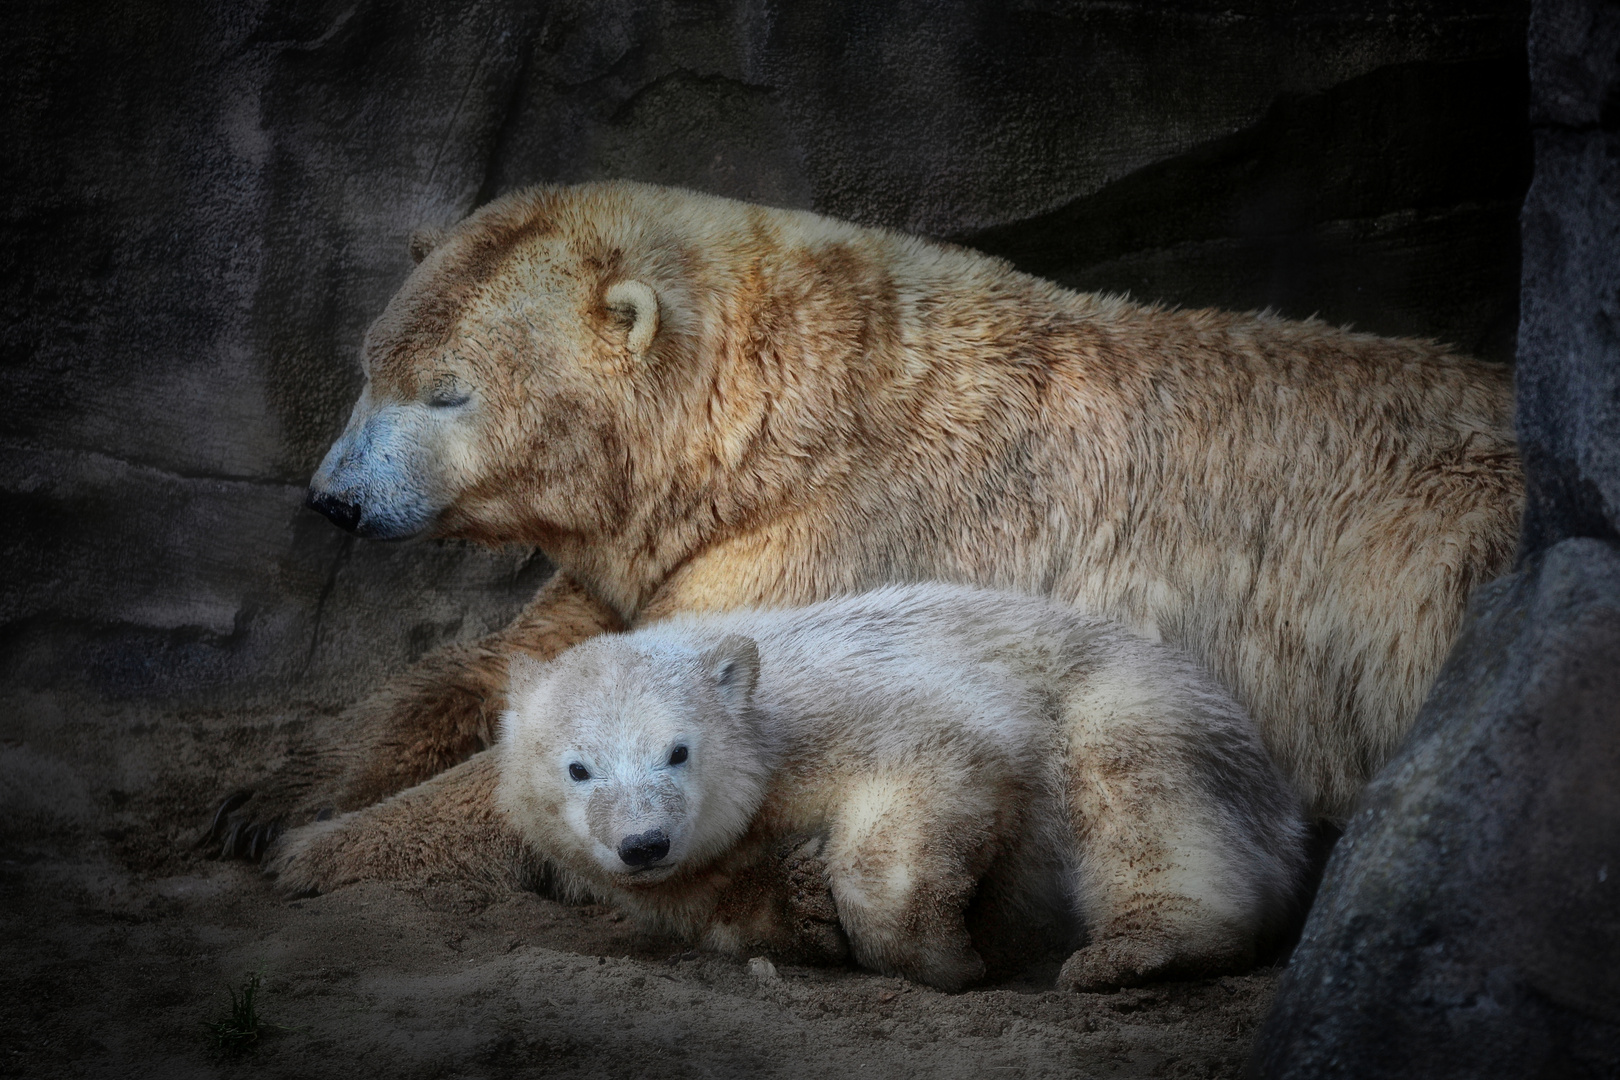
707 834 851 966
911 943 986 994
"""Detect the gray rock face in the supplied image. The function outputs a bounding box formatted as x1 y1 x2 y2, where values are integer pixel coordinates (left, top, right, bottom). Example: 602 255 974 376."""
1516 0 1620 552
962 54 1530 362
1249 539 1620 1077
0 0 1530 720
1249 0 1620 1074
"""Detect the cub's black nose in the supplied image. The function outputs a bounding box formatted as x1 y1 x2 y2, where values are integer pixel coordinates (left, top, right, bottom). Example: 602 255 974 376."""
618 828 670 868
306 489 362 534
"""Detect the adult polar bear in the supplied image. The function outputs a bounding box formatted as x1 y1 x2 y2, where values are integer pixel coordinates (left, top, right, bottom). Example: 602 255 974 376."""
238 180 1521 893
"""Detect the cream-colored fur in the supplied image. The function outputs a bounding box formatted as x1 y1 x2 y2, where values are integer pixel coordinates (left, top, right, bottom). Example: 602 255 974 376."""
255 180 1519 905
496 584 1306 992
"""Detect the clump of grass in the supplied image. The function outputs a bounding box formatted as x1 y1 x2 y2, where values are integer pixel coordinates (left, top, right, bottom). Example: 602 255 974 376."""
203 969 278 1056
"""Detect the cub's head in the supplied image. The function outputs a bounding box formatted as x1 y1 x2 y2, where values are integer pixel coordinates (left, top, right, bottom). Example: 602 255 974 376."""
497 632 771 886
304 182 711 549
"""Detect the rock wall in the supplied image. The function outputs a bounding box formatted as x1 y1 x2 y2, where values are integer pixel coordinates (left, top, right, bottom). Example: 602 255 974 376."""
2 3 1527 723
1248 0 1620 1074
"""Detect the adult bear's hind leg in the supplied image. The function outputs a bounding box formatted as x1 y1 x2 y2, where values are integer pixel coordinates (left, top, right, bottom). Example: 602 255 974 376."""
205 572 621 860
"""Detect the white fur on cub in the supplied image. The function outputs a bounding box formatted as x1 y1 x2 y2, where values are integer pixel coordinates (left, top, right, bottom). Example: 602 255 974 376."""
497 583 1307 992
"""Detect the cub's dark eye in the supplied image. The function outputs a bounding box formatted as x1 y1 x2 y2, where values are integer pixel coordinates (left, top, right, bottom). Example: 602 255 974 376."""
568 763 590 781
668 745 688 766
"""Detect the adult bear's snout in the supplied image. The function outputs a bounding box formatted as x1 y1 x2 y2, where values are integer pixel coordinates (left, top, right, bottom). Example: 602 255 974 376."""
306 489 363 534
618 828 671 868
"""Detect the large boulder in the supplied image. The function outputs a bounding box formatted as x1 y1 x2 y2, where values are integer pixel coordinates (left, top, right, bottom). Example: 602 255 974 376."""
1248 539 1620 1076
1515 0 1620 551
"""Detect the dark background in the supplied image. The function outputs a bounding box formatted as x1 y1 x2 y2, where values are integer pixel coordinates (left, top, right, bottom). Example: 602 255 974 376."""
1 0 1531 725
20 3 1620 1075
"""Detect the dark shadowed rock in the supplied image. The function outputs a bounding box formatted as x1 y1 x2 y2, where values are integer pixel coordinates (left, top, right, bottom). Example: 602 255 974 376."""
1249 0 1620 1074
1516 0 1620 552
1249 540 1620 1077
962 55 1531 361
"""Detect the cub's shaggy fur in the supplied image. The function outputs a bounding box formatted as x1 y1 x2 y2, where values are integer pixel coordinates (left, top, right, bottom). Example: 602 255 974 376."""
498 584 1306 992
246 181 1519 898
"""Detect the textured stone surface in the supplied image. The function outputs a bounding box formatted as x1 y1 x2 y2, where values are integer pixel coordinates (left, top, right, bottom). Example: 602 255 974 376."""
963 54 1530 360
1248 539 1620 1077
1516 0 1620 552
1249 0 1620 1074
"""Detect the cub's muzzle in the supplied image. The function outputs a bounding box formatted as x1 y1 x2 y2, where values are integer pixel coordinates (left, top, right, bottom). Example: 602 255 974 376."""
618 828 671 868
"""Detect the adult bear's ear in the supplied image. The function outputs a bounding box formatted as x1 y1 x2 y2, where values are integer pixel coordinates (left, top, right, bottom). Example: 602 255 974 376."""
409 225 448 264
703 635 760 710
603 280 661 358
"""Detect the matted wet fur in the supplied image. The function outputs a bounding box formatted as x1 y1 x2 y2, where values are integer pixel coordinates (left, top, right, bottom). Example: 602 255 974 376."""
496 584 1307 992
218 181 1519 923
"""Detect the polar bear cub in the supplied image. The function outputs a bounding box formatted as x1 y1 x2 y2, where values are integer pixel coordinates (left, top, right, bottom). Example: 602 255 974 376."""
497 583 1306 991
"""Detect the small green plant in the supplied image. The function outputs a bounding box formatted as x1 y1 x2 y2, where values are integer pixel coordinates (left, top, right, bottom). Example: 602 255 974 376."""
203 968 277 1057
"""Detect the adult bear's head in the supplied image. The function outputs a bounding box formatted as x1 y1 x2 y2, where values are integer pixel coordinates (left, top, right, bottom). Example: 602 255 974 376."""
306 181 902 613
306 182 731 551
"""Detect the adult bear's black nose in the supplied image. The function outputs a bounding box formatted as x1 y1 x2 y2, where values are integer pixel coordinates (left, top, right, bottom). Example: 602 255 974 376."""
306 489 362 534
618 828 670 868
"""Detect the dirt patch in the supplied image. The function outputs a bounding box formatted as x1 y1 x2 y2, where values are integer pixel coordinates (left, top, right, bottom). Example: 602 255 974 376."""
0 703 1276 1079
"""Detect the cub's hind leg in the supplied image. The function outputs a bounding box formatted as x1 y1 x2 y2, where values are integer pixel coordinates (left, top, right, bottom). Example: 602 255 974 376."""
1053 643 1307 991
821 768 1014 991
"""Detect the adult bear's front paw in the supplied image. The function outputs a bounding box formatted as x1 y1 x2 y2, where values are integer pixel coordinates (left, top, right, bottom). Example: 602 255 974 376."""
200 747 345 862
263 815 361 896
263 753 537 897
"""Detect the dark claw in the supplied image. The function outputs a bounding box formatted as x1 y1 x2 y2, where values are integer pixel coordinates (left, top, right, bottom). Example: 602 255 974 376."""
219 819 248 860
246 821 281 862
202 789 291 863
203 790 253 846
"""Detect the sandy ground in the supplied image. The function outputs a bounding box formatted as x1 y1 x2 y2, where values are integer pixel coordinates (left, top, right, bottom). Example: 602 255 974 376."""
1 696 1278 1079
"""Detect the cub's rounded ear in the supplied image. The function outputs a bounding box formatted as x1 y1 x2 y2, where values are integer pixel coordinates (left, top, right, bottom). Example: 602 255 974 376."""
506 652 550 700
604 280 660 357
704 635 760 709
409 225 449 264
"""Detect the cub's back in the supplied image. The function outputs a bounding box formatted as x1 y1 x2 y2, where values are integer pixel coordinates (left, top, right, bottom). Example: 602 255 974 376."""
643 584 1149 765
